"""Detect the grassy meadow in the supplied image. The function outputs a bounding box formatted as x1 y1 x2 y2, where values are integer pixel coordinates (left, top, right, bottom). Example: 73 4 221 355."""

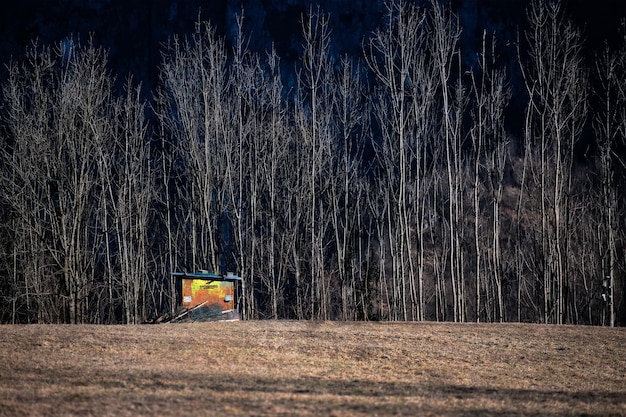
0 321 624 416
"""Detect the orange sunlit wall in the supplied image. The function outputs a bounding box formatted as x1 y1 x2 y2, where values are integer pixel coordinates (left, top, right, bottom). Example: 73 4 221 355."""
181 279 234 311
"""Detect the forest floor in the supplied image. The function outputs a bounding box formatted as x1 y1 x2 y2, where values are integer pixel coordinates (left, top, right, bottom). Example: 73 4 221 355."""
0 321 624 416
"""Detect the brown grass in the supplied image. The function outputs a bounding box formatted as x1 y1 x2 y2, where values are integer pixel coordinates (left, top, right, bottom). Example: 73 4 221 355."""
0 321 624 416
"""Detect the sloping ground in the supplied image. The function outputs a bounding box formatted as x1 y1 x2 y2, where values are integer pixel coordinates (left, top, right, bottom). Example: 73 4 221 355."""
0 321 624 416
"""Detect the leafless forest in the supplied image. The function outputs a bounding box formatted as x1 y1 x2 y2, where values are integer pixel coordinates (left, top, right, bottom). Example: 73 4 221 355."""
1 0 625 325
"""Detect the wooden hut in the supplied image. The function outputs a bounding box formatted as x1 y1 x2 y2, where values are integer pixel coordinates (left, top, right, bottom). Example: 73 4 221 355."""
170 271 242 321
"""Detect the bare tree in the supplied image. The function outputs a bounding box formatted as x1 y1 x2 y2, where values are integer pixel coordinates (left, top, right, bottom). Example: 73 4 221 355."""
294 7 336 319
259 47 294 319
1 39 117 323
592 31 626 326
520 0 587 323
101 81 152 324
226 15 258 319
159 20 230 273
365 0 429 320
429 0 467 322
328 55 367 320
469 31 511 322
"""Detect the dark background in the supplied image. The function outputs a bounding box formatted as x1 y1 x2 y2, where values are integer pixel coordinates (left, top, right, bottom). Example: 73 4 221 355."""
1 0 624 92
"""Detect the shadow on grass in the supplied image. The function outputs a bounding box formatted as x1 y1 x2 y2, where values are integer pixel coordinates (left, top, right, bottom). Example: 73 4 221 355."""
204 376 624 416
9 366 623 416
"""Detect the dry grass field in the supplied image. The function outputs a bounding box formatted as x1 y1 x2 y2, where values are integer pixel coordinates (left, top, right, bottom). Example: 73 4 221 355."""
0 321 624 416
